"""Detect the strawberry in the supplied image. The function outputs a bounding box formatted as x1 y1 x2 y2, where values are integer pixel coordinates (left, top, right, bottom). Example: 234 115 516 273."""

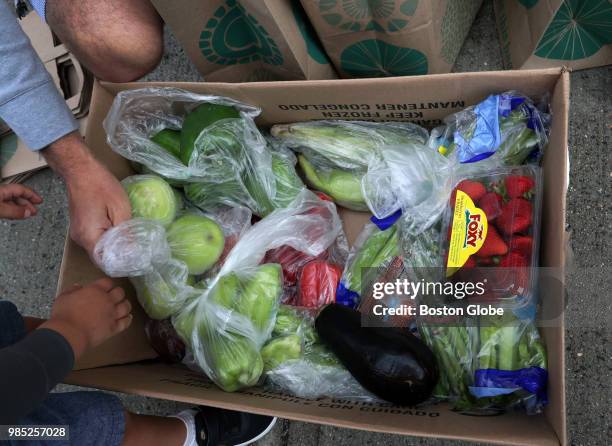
463 257 477 268
496 198 532 235
476 226 508 257
497 252 530 294
505 175 535 198
509 236 533 259
450 180 486 207
478 192 503 221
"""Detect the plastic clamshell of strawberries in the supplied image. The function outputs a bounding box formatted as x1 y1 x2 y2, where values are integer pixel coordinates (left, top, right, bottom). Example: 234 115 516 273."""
440 165 543 308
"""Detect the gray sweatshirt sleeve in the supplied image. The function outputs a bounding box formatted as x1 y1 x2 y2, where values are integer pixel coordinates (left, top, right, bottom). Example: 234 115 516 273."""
0 328 75 424
0 2 78 151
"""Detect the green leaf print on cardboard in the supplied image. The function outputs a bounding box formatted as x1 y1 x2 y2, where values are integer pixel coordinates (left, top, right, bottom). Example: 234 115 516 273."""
518 0 539 8
320 0 418 33
535 0 612 60
340 39 428 77
291 0 331 64
0 133 18 169
199 0 283 66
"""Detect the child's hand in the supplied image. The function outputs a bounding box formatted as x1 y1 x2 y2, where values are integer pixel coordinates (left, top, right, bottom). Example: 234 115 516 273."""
0 184 43 220
39 278 133 360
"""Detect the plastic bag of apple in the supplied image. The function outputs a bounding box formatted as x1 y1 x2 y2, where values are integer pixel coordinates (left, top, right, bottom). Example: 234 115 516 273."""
94 189 352 392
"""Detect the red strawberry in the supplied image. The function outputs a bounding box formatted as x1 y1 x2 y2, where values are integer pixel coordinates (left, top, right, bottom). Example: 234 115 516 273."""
478 192 503 221
509 236 533 259
476 226 508 257
496 198 532 235
450 180 486 207
497 252 530 294
463 257 477 268
505 175 535 198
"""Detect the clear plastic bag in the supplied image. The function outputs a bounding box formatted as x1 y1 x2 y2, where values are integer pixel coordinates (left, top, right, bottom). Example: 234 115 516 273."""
93 203 243 321
468 310 547 414
262 306 376 400
104 88 288 216
365 92 549 234
266 136 306 209
430 91 550 169
336 220 401 308
362 143 453 233
171 190 343 392
271 120 428 211
93 218 171 278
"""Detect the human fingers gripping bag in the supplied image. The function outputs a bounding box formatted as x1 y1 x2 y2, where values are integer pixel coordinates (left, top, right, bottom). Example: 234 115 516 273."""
104 88 303 216
93 174 253 322
171 190 344 392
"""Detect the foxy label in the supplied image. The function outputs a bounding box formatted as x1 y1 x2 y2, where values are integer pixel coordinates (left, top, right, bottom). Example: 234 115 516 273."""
447 190 488 276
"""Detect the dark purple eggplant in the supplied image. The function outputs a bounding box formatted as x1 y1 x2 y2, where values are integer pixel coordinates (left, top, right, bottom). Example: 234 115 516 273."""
315 304 438 405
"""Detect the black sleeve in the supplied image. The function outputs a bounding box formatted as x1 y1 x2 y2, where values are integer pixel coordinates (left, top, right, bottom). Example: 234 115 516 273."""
0 329 75 424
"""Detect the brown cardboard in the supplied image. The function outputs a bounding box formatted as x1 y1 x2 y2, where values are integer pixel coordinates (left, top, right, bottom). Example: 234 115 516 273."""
300 0 483 78
494 0 612 71
61 68 568 444
151 0 337 81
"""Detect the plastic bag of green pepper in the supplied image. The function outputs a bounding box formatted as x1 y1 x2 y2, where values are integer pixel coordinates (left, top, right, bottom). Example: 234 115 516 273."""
172 190 343 392
262 306 376 400
104 88 305 217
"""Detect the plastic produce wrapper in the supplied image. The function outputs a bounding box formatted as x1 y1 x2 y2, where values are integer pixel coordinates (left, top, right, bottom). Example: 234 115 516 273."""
400 225 547 414
365 92 550 235
266 136 306 209
336 216 402 309
172 190 343 392
104 88 295 216
271 120 428 211
93 180 251 321
263 306 375 400
429 91 550 170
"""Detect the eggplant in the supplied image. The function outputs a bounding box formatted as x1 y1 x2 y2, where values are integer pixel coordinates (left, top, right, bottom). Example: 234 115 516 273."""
315 304 438 405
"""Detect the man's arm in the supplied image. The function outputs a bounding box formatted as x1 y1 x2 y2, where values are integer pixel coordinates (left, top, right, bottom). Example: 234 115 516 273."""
0 3 131 254
0 2 78 150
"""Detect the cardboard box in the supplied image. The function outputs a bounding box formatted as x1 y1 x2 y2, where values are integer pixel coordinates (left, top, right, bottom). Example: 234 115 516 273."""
151 0 338 81
300 0 483 78
494 0 612 70
59 68 568 445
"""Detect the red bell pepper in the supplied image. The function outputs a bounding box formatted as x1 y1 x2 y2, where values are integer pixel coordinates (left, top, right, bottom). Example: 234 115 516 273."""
297 260 342 308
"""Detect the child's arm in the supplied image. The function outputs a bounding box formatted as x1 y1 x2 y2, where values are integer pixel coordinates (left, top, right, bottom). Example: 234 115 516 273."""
0 279 132 424
0 184 42 220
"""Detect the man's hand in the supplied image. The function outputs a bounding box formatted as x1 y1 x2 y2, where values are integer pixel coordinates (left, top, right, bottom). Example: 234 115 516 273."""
39 278 132 360
42 131 131 255
0 184 42 220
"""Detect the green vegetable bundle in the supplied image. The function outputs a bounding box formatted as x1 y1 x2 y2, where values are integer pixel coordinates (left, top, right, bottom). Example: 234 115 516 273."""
104 88 305 217
173 264 283 392
271 120 428 211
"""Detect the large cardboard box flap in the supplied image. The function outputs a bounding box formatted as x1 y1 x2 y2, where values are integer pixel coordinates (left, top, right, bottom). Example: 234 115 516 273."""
151 0 337 81
300 0 483 77
495 0 612 70
62 68 568 445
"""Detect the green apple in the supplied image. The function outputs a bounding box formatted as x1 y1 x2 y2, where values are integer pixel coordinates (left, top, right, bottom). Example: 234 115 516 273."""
124 175 177 227
167 214 225 275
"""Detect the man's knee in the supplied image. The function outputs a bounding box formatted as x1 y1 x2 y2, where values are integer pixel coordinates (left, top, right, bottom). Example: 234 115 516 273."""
97 33 164 83
46 0 163 82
